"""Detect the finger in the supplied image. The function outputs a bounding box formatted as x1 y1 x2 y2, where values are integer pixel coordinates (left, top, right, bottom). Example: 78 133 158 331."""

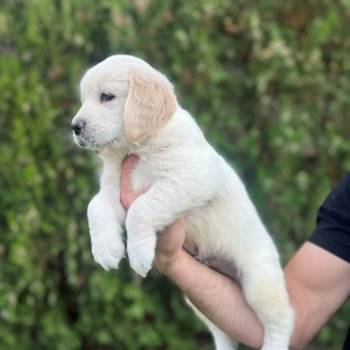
120 154 139 192
120 154 140 209
156 219 186 255
120 154 149 209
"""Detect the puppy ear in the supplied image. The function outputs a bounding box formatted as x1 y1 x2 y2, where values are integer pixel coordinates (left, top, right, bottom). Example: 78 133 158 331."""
124 66 177 144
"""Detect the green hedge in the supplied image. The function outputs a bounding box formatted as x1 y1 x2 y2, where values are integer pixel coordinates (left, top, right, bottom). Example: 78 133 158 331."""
1 1 349 349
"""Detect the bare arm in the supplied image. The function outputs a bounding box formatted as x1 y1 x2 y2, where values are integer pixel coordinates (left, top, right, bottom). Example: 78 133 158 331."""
160 248 264 348
285 242 350 348
121 155 350 349
159 242 350 349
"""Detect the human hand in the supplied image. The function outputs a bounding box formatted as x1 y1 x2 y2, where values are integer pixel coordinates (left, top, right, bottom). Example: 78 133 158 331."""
120 154 186 273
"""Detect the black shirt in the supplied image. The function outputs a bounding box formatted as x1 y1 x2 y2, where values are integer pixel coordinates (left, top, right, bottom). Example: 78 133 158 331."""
308 173 350 350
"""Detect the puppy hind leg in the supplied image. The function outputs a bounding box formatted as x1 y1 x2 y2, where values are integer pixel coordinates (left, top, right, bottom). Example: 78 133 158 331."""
184 296 238 350
241 263 294 350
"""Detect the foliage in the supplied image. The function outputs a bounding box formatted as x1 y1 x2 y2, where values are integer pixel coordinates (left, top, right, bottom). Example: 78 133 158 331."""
0 0 349 349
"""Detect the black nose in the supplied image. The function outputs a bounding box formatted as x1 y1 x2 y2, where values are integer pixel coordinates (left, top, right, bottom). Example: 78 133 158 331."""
71 120 86 136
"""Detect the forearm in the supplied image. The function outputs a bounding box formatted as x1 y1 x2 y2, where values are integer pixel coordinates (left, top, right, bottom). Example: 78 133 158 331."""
160 250 264 348
160 242 350 350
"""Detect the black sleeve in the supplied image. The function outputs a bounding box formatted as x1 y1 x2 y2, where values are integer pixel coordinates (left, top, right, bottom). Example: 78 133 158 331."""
308 173 350 263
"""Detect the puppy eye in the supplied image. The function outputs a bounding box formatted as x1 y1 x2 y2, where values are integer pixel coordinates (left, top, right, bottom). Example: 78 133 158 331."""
100 93 115 102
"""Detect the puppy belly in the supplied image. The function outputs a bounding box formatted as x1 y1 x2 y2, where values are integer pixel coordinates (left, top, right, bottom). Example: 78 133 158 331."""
184 214 240 281
184 238 240 280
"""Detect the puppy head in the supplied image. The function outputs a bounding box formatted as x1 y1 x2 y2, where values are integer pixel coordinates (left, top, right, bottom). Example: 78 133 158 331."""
71 55 177 150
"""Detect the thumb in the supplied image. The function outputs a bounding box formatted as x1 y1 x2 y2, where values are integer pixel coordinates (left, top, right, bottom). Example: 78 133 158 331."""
120 154 144 209
156 219 186 256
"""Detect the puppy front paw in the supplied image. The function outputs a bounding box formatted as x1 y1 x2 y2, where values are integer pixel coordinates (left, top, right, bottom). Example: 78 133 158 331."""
127 240 155 277
91 235 125 270
87 193 126 270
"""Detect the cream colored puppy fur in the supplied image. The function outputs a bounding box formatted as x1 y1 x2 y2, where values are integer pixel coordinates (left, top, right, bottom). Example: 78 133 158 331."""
71 55 294 350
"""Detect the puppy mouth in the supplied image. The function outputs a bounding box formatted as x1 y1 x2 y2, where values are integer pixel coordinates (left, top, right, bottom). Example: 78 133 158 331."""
73 134 90 148
77 139 89 148
73 134 120 151
73 134 99 150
